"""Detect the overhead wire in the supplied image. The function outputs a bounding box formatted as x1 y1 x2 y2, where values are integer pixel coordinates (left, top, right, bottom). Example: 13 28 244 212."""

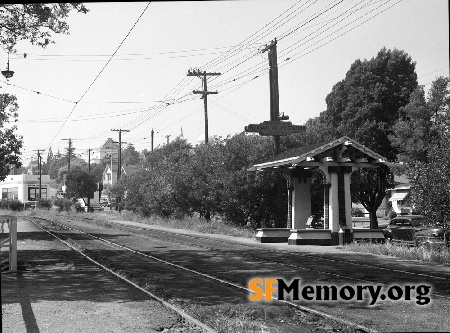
26 0 405 153
45 2 151 150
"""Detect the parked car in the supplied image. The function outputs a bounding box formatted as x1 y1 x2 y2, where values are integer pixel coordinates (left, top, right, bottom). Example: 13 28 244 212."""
383 215 448 247
99 195 110 207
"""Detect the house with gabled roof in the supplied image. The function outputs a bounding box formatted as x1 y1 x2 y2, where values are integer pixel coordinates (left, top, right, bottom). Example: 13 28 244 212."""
103 162 138 187
92 138 119 164
388 174 412 214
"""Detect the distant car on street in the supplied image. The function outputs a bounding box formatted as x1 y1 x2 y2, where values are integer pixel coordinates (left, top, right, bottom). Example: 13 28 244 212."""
383 215 448 247
99 195 110 207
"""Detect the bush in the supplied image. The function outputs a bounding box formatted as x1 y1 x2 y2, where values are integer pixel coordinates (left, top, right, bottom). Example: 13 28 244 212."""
36 198 53 210
351 207 365 217
0 199 23 211
387 210 397 220
74 202 83 212
53 198 73 212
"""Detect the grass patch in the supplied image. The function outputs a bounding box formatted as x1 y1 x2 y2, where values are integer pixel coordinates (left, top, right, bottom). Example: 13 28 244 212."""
340 241 450 266
2 207 256 239
96 209 256 238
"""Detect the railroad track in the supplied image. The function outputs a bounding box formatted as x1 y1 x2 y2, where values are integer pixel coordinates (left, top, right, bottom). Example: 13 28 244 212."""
26 215 377 333
69 215 450 298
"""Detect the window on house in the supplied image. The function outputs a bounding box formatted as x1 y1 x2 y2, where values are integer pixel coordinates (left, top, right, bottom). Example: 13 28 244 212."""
28 187 47 201
2 187 18 200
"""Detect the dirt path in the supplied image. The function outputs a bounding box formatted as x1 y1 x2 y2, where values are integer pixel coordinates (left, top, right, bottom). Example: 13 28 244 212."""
1 218 201 333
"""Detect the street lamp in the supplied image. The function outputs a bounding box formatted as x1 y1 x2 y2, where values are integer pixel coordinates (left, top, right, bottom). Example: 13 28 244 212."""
2 53 14 79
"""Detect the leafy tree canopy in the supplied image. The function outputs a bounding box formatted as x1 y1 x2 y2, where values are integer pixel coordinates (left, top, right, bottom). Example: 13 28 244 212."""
323 47 417 160
389 76 450 225
122 143 140 166
390 76 449 170
65 167 97 199
0 3 89 52
0 94 22 181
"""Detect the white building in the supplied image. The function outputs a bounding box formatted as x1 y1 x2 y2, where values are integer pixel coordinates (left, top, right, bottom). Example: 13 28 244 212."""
92 138 119 164
0 174 57 204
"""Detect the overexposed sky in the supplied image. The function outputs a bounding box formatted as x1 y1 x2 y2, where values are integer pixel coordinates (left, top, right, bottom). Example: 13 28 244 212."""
2 0 449 165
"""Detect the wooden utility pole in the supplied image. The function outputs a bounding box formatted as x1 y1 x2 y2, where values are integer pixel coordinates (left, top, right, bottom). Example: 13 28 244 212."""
261 39 282 155
151 129 154 151
34 149 44 200
262 38 284 227
187 69 221 143
87 148 91 212
62 138 73 173
111 129 129 212
111 129 130 181
62 138 74 198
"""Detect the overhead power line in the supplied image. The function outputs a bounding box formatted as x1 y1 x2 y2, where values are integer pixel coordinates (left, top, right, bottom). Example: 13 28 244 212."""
45 2 151 150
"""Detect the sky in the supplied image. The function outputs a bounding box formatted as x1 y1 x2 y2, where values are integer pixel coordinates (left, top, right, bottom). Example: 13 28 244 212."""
1 0 449 166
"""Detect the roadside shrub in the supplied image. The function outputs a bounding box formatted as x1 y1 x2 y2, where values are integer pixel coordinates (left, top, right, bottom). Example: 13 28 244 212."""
351 207 365 217
74 202 83 212
36 198 53 210
53 198 73 212
387 210 397 220
341 242 450 266
0 199 23 211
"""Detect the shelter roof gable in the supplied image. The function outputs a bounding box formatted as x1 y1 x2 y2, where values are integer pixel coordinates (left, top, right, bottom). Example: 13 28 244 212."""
250 136 389 171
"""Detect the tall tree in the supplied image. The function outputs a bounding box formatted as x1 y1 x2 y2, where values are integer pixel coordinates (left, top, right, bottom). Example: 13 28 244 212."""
122 143 140 166
351 165 394 228
0 3 88 52
320 48 417 227
390 77 450 225
411 142 450 227
65 167 97 200
324 47 417 160
1 4 88 181
46 146 53 165
0 94 22 181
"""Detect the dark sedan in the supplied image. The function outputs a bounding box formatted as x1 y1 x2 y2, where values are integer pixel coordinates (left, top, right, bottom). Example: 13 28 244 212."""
383 215 448 247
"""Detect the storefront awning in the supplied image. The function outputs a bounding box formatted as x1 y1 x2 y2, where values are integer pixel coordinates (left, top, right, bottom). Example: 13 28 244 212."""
389 192 409 201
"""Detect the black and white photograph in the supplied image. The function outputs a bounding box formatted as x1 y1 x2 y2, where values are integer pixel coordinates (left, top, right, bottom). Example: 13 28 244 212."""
1 1 449 332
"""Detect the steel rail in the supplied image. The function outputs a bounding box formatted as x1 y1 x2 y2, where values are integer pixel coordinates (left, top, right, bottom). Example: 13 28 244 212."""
73 216 449 299
27 217 217 333
97 217 450 282
30 216 377 333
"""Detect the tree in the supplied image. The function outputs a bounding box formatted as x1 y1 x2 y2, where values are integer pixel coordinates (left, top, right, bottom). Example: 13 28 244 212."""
1 4 88 181
0 94 22 181
0 3 89 52
389 82 446 170
390 77 450 226
122 144 140 166
48 155 66 180
65 168 97 200
411 142 450 228
351 165 394 229
323 47 417 160
319 48 417 226
218 133 280 227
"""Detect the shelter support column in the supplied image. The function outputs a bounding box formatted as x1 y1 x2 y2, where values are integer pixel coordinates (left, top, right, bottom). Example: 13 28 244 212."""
328 172 340 233
291 171 312 229
323 183 331 229
283 174 293 229
344 171 353 229
327 166 354 244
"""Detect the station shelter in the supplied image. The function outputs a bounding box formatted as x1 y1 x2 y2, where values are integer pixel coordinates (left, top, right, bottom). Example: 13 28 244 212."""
249 136 388 245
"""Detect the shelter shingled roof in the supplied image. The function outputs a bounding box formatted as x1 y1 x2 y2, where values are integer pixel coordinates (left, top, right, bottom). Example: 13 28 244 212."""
248 136 389 172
